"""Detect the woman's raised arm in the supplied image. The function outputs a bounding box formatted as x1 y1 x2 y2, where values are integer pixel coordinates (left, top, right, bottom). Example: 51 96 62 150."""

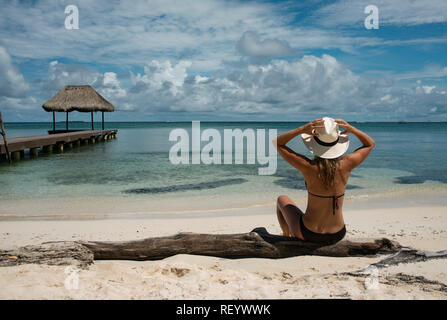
336 119 375 170
273 119 324 173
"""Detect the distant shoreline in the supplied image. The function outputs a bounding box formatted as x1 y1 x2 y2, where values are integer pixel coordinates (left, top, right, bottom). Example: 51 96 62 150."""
4 121 447 124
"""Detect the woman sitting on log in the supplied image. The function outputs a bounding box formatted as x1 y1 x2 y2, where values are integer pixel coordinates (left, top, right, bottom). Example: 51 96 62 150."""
274 117 375 244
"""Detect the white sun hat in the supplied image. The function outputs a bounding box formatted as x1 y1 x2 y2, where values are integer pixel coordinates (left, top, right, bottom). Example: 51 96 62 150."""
301 117 349 159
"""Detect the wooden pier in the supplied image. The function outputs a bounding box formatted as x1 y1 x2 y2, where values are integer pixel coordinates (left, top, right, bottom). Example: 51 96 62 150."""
1 85 119 163
0 129 117 161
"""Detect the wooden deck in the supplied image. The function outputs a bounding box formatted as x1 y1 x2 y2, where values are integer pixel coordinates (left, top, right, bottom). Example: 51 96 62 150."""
0 129 117 155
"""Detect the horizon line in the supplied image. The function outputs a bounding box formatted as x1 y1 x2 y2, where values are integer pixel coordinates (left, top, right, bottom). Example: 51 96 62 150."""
3 120 446 124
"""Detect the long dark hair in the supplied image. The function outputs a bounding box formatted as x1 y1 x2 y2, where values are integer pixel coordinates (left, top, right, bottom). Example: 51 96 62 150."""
312 156 341 188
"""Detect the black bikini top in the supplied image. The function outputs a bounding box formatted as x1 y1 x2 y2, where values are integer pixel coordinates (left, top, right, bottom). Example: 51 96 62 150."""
305 181 344 215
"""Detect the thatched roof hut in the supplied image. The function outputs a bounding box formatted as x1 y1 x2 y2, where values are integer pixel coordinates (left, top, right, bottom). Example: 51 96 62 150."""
43 85 114 113
42 85 115 132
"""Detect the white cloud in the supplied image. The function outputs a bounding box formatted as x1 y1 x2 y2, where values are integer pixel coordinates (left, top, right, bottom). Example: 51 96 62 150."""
422 85 435 94
236 31 296 58
0 0 280 69
120 55 447 120
394 65 447 81
42 60 98 94
194 75 209 83
126 54 361 115
314 0 447 27
0 0 403 70
131 60 192 95
4 54 447 120
0 46 29 98
94 72 126 99
0 96 39 114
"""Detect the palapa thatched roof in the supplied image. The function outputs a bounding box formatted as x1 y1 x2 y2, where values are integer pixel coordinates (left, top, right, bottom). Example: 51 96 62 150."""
42 85 115 112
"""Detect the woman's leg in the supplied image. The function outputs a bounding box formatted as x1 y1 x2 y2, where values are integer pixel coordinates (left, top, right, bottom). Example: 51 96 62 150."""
276 202 290 236
276 195 305 240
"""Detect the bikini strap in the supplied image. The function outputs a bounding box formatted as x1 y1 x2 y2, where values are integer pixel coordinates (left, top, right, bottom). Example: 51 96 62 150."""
332 194 344 215
305 181 344 215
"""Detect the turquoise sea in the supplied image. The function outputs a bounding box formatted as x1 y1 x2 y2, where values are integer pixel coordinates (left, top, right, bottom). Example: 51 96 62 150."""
1 121 447 217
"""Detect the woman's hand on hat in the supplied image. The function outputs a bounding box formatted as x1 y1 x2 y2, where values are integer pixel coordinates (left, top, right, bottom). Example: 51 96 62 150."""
301 119 324 136
335 119 353 135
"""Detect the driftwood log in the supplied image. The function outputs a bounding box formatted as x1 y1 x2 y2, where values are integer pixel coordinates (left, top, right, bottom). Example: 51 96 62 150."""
79 227 401 260
0 241 94 268
1 227 446 268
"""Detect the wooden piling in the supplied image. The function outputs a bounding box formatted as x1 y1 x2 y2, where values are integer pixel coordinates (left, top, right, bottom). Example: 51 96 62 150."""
30 148 39 158
43 145 53 153
55 143 64 153
11 151 21 161
90 137 96 144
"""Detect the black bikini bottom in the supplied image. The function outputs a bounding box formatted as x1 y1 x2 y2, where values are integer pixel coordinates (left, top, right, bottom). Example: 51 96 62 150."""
299 214 346 245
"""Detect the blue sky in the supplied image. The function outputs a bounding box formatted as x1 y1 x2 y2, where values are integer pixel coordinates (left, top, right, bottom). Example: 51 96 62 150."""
0 0 446 122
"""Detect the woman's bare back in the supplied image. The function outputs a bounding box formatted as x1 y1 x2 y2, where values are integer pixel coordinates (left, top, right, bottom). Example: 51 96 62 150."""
302 158 352 234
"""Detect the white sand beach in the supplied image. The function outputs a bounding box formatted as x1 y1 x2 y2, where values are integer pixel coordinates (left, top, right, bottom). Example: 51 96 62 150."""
0 195 446 300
